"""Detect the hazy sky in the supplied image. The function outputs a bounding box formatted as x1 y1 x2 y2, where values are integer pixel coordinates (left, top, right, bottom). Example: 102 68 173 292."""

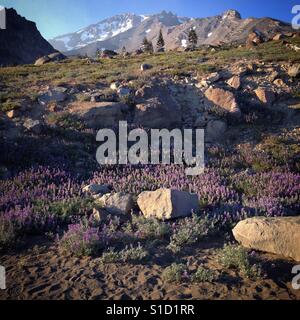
0 0 298 39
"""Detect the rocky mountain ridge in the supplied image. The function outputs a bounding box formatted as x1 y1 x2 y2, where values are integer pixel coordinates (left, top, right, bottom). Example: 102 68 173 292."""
49 9 294 57
0 8 57 66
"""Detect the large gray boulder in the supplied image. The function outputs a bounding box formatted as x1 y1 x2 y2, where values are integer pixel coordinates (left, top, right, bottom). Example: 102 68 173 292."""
137 188 200 221
69 101 129 128
96 192 134 215
134 84 182 129
233 216 300 261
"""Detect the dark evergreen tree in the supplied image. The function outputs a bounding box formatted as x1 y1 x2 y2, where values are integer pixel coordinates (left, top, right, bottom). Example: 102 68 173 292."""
188 29 198 50
142 37 153 54
156 29 165 52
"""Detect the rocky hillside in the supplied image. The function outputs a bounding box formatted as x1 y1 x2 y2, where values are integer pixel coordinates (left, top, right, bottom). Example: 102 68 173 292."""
49 9 294 57
0 8 57 66
0 34 300 301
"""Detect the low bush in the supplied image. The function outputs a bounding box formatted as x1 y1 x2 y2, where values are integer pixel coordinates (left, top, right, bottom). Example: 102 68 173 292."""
162 263 187 283
59 222 101 256
192 266 218 283
99 243 148 264
125 215 171 240
218 244 262 279
167 215 211 253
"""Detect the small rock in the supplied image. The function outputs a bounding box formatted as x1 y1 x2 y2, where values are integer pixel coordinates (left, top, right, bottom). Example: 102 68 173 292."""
288 64 300 78
273 78 285 87
23 119 42 134
141 63 153 71
137 188 199 221
269 71 279 82
6 109 20 119
38 87 68 105
273 33 285 41
110 82 120 91
82 184 112 196
226 75 241 89
205 72 221 84
254 87 275 106
96 192 134 215
34 56 51 66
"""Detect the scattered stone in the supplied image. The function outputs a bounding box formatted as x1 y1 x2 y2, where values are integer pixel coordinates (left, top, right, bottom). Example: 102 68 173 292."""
288 64 300 78
273 78 285 87
141 63 153 71
82 184 112 196
233 216 300 262
254 87 275 106
34 56 51 66
226 75 241 89
273 33 285 41
246 31 263 47
117 87 131 97
137 188 199 221
110 82 120 91
34 52 66 66
269 71 279 82
23 119 42 134
96 192 134 215
206 120 227 142
204 87 241 116
38 87 68 105
205 72 221 84
6 109 20 119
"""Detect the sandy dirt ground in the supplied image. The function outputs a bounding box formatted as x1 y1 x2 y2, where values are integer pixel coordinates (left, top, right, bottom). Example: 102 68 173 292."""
0 236 299 300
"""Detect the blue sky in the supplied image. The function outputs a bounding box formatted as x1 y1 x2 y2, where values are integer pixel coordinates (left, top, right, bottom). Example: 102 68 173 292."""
0 0 298 39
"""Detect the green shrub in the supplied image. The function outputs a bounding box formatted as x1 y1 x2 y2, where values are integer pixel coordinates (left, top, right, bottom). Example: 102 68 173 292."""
219 244 261 279
162 263 186 283
127 215 171 240
33 197 94 222
99 243 148 264
46 112 85 130
167 215 210 253
192 266 218 283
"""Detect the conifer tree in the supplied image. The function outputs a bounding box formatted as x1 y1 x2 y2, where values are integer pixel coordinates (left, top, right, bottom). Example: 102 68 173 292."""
156 29 165 51
188 29 198 50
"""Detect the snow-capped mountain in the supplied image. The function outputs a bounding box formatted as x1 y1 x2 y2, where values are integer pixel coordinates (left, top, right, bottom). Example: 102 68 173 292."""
49 9 293 57
49 11 190 53
49 13 145 52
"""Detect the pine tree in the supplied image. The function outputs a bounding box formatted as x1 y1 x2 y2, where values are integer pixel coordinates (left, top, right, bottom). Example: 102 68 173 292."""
188 29 198 50
142 37 153 54
156 29 165 52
